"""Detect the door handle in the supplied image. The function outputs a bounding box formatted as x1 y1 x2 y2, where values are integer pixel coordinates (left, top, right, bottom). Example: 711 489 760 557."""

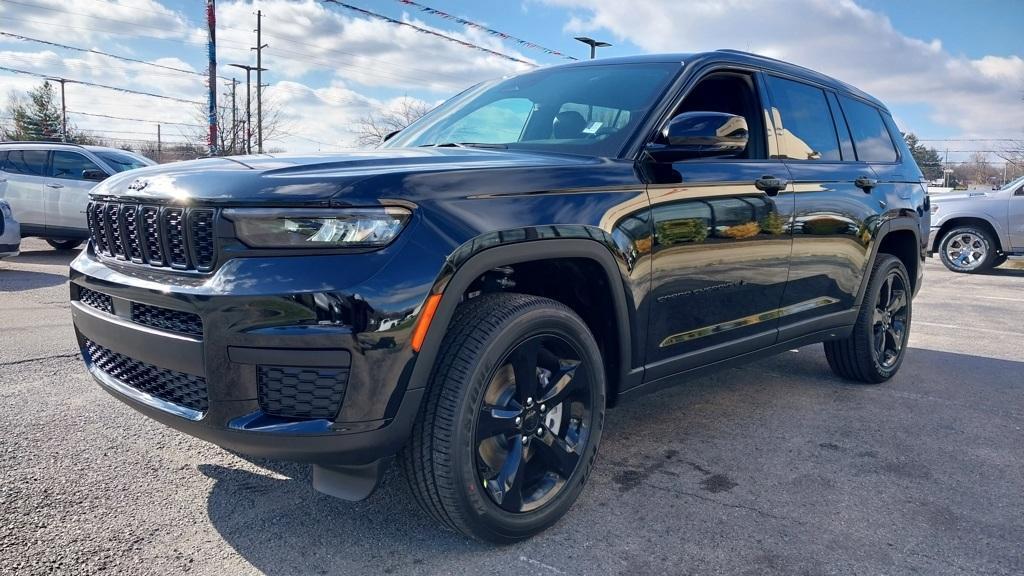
855 176 877 192
45 183 64 189
754 175 787 196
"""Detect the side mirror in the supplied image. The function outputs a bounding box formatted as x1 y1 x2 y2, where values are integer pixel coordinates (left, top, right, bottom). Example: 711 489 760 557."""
82 169 108 182
382 130 400 143
652 111 748 159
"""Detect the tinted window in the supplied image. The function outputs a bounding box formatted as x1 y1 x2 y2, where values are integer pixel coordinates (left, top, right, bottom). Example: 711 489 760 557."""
826 92 856 161
94 150 152 173
765 76 840 161
51 151 103 181
2 150 48 176
839 96 898 163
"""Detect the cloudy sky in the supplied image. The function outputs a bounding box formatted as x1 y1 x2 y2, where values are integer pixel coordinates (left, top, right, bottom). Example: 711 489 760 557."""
0 0 1020 160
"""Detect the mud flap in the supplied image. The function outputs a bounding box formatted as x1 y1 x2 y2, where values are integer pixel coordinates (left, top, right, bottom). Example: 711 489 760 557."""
312 460 385 501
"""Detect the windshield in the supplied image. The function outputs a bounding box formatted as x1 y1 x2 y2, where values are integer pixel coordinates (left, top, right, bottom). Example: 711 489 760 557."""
385 62 681 157
95 150 154 173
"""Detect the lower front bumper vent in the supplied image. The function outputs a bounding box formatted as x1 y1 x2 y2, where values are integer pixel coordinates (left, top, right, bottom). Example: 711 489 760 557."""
258 366 348 420
85 339 209 413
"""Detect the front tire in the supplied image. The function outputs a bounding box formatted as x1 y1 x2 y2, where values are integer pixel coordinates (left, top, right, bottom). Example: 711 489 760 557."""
401 293 605 543
45 238 83 251
824 254 912 383
938 226 996 273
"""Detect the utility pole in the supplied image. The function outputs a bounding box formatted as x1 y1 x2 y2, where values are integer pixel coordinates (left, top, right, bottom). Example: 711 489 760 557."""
206 0 218 156
253 10 268 154
228 64 263 154
156 124 162 163
229 78 238 154
48 77 67 142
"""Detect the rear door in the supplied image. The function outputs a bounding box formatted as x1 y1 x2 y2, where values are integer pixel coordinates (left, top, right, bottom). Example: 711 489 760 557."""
48 150 105 235
0 149 50 235
763 75 881 339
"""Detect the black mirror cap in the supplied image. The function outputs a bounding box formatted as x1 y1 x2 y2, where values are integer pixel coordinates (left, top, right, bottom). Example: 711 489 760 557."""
82 169 108 182
655 111 749 159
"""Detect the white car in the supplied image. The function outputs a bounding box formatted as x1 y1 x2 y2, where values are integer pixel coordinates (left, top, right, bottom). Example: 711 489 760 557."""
0 142 155 250
0 199 20 259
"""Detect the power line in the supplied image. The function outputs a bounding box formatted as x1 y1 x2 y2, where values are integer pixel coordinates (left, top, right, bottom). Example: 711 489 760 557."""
322 1 536 67
0 30 233 81
0 65 202 104
0 0 192 37
395 0 576 60
918 138 1018 143
68 110 204 128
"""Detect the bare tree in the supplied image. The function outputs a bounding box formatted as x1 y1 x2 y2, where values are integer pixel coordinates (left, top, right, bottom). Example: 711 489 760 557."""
187 89 288 155
354 97 431 147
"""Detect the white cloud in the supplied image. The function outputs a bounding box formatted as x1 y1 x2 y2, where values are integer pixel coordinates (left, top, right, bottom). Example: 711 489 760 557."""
215 0 532 92
0 0 199 44
547 0 1024 138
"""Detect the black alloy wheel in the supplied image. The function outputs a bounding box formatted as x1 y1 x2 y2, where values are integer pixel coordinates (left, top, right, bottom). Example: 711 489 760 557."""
824 254 912 383
871 269 909 370
402 292 605 543
475 334 594 513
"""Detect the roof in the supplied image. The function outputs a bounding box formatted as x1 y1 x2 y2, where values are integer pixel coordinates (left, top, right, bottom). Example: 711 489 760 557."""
543 49 886 110
0 141 138 153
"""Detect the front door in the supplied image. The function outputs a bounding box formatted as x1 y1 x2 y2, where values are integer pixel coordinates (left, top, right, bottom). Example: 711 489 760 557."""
641 70 794 380
1009 183 1024 250
48 150 105 234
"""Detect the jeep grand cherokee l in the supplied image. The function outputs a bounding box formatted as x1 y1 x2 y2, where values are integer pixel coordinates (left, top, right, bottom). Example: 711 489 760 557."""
70 51 928 543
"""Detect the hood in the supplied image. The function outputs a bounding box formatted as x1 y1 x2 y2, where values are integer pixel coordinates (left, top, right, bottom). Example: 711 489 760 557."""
91 147 596 206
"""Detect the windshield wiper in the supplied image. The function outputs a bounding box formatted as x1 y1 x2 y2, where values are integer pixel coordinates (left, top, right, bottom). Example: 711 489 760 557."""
419 142 508 149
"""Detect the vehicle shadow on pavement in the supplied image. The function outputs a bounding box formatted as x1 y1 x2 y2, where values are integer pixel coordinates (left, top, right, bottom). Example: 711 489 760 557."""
6 247 80 266
196 346 1024 575
0 268 68 291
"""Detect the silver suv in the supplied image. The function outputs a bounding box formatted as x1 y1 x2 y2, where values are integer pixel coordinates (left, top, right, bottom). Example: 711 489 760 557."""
929 175 1024 272
0 142 154 250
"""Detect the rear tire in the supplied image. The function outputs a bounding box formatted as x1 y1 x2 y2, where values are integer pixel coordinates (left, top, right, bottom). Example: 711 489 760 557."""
938 226 996 273
401 292 605 543
45 238 82 251
824 254 912 383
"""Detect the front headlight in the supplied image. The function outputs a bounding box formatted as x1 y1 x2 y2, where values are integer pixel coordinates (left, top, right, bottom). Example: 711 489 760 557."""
224 207 411 248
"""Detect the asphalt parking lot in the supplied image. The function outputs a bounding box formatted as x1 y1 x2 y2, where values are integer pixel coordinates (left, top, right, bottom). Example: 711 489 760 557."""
2 238 1022 576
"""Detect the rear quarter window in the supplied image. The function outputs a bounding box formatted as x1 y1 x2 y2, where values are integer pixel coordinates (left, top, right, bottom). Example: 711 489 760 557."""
839 96 898 163
1 149 48 176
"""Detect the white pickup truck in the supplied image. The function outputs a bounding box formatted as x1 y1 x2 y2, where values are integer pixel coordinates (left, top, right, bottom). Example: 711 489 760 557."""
928 176 1024 272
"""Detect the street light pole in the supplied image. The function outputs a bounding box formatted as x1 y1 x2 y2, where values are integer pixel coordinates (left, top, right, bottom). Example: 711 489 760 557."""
574 36 611 59
227 63 265 154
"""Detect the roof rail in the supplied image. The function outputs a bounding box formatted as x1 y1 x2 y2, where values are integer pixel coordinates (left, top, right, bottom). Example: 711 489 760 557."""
0 140 86 148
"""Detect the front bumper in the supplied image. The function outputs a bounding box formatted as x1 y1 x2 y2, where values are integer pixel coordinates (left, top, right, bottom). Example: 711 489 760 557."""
927 227 940 255
69 239 442 465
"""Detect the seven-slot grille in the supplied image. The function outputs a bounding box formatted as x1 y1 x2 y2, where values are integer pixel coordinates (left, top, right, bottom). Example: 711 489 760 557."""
87 201 216 271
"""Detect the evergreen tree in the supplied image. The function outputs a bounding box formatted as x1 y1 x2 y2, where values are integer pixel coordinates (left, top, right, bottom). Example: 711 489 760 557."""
2 81 91 143
902 132 944 181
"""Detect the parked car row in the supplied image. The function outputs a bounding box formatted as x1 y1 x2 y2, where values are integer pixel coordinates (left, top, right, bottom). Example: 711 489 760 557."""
0 142 154 250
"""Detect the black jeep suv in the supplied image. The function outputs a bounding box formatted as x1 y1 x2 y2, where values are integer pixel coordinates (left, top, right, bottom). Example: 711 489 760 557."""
70 50 928 542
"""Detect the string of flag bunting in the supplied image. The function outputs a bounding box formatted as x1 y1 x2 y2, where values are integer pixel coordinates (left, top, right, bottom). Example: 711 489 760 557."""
395 0 577 60
322 0 537 67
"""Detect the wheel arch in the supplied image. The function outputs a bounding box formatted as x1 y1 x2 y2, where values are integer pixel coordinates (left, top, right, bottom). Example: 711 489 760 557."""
931 216 1004 253
856 218 923 305
407 236 639 407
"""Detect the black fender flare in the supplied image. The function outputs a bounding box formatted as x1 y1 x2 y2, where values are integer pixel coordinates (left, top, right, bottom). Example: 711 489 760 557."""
406 237 638 400
854 216 923 306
